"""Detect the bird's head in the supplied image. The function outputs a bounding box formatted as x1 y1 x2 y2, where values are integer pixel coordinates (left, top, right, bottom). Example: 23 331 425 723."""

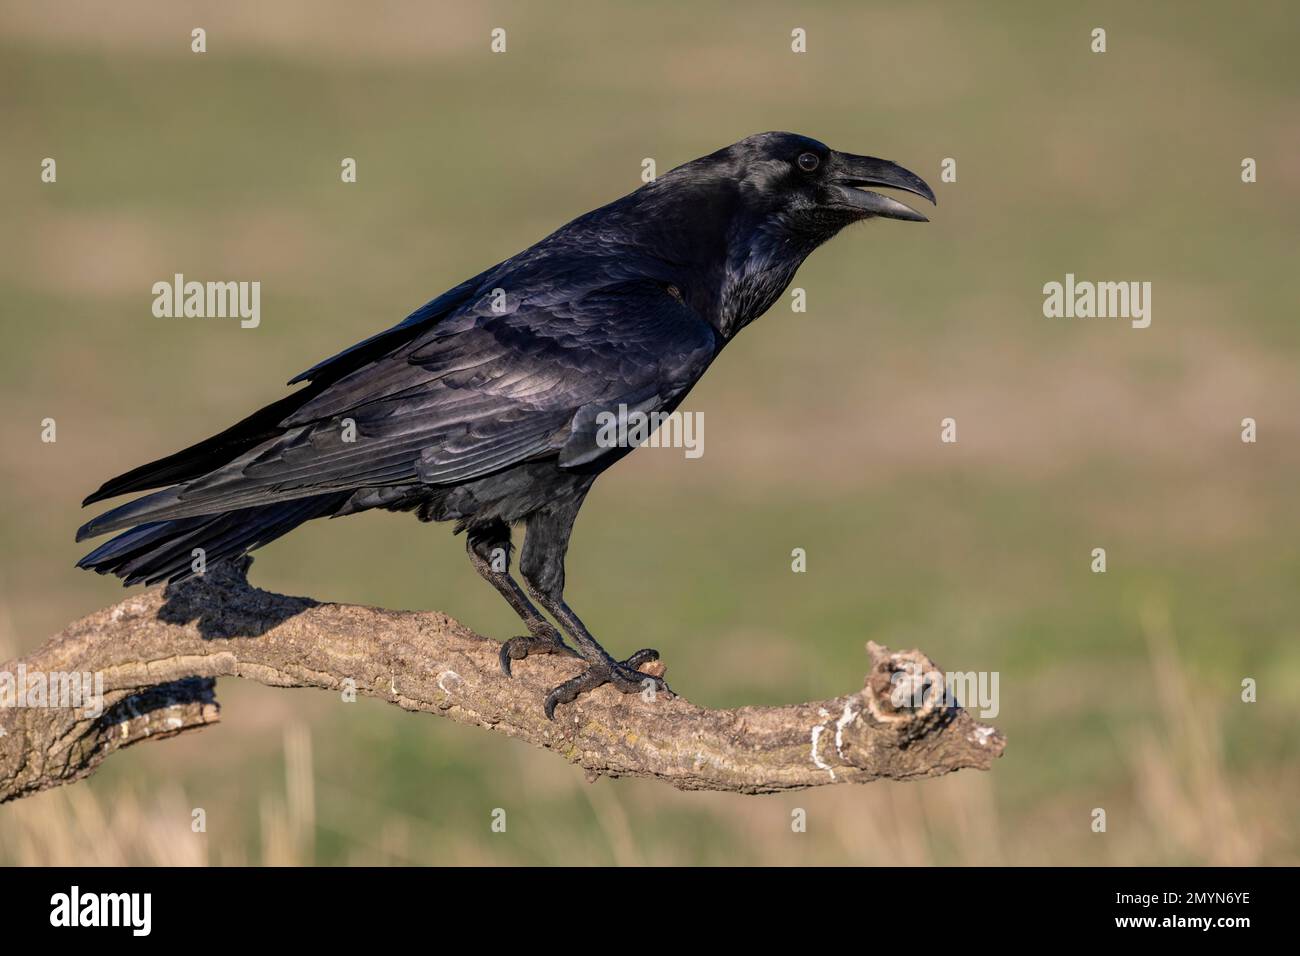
709 131 935 234
642 132 935 336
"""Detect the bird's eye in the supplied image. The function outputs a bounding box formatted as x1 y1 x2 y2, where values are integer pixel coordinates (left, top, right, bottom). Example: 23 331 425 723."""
797 152 820 172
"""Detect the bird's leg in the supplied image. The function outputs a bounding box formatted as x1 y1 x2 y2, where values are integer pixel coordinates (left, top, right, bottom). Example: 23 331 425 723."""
520 505 671 719
465 520 579 675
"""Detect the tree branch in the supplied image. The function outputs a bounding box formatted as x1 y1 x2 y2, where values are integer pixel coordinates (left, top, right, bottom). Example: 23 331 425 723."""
0 558 1004 802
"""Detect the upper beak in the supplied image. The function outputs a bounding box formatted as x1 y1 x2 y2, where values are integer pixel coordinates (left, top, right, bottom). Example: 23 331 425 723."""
829 153 936 222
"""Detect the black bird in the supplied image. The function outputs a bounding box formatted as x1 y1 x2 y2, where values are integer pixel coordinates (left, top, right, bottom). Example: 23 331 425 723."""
77 132 934 717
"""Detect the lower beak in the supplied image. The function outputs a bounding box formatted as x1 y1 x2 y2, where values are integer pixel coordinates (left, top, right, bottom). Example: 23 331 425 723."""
829 154 936 222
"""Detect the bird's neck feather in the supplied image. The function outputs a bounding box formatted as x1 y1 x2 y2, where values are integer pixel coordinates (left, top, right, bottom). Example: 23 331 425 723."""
557 177 824 341
713 217 820 339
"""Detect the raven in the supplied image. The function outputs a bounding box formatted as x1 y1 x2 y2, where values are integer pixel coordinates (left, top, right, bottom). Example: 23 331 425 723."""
77 132 934 717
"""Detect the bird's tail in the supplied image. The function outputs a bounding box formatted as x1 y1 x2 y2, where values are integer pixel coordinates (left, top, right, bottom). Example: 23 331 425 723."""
77 492 351 587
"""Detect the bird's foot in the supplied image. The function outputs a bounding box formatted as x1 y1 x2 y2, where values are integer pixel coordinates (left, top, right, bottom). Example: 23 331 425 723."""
499 627 581 676
543 648 671 720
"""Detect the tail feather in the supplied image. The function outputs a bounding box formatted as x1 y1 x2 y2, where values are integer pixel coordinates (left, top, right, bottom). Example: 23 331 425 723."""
77 493 350 586
76 487 185 542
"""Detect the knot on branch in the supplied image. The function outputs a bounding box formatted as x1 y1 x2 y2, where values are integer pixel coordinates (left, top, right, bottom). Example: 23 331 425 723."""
864 640 958 743
813 642 1005 782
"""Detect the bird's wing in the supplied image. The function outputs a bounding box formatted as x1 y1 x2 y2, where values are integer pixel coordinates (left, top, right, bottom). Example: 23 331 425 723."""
80 280 716 534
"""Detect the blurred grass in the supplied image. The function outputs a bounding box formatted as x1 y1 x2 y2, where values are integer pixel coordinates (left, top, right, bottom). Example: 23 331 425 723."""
1 0 1297 864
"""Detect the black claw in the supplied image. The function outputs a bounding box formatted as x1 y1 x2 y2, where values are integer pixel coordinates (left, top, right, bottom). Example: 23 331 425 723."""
544 667 606 720
499 631 580 677
542 649 671 720
623 647 660 668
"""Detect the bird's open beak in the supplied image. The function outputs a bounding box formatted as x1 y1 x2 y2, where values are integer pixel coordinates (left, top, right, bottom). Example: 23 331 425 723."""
829 153 936 222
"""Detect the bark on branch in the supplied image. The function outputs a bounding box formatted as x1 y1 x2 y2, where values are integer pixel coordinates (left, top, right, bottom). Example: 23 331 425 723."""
0 558 1004 802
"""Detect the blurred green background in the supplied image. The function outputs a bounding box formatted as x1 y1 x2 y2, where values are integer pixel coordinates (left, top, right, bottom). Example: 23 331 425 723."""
2 0 1298 865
